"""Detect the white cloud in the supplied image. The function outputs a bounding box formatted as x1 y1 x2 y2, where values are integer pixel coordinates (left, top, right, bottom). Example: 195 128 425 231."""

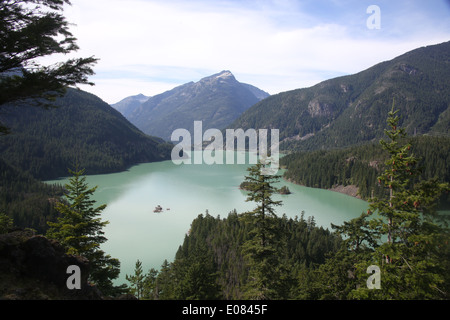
58 0 450 103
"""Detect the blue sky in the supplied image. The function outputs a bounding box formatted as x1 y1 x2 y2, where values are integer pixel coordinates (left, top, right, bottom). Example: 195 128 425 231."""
56 0 450 103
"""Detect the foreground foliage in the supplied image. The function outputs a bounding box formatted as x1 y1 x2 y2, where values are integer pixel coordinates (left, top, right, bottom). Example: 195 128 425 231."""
127 106 449 300
46 168 124 296
0 0 97 135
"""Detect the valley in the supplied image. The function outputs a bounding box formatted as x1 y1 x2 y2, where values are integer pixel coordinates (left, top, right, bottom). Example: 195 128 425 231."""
229 41 450 152
44 152 369 287
1 39 449 301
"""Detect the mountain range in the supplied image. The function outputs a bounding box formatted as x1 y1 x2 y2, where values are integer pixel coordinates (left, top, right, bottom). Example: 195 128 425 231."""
1 40 449 266
228 41 450 151
2 41 449 182
111 94 150 119
112 70 270 141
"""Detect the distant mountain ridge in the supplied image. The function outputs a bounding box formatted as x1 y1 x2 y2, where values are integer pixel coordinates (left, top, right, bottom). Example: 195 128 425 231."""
111 94 150 118
228 41 450 151
112 71 270 141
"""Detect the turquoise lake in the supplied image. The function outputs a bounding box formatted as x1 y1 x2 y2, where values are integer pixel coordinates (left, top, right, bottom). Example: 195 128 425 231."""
46 151 369 285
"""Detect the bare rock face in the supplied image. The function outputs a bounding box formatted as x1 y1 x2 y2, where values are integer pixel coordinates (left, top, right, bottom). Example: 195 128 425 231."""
0 230 103 300
307 99 335 118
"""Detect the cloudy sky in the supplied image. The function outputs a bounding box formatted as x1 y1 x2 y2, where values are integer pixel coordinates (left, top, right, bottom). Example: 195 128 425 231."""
57 0 450 104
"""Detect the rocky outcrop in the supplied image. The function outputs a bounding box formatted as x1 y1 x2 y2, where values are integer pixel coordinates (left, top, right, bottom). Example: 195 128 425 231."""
328 185 361 199
307 99 335 118
0 230 103 300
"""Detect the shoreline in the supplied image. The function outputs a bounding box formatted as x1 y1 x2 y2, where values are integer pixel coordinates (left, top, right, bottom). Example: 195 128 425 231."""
327 184 361 199
283 177 362 200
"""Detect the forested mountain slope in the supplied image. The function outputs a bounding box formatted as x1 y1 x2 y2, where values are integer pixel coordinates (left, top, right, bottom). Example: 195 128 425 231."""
280 135 450 201
0 157 62 233
229 41 450 151
0 88 172 180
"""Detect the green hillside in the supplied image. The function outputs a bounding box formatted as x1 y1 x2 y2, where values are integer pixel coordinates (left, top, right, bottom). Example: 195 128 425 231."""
229 41 450 151
0 88 172 180
280 135 450 201
0 158 62 233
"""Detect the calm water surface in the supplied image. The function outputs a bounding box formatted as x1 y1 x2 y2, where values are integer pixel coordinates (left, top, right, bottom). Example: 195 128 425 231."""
47 152 369 285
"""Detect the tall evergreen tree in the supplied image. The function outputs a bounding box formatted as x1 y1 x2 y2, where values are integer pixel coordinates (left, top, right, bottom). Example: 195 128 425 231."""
155 259 175 300
315 214 380 299
47 168 107 255
46 167 121 295
142 268 159 300
241 162 282 247
239 161 289 299
353 104 450 299
126 259 145 299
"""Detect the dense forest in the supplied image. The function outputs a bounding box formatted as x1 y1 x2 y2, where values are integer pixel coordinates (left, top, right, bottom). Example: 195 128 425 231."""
124 108 450 300
2 104 449 300
0 88 172 180
0 158 63 233
126 176 449 300
228 41 450 152
281 135 450 201
1 1 449 301
126 210 342 300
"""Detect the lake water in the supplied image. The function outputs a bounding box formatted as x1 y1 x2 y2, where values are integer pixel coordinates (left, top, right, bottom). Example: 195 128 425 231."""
46 152 369 286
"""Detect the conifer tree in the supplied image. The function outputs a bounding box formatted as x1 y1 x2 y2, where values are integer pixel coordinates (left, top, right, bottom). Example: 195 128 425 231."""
0 0 97 135
126 259 145 299
320 104 449 300
354 104 450 299
241 161 282 247
316 214 381 299
46 167 121 295
142 268 159 300
331 214 380 253
47 167 108 255
0 212 13 234
240 161 288 299
155 259 175 300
